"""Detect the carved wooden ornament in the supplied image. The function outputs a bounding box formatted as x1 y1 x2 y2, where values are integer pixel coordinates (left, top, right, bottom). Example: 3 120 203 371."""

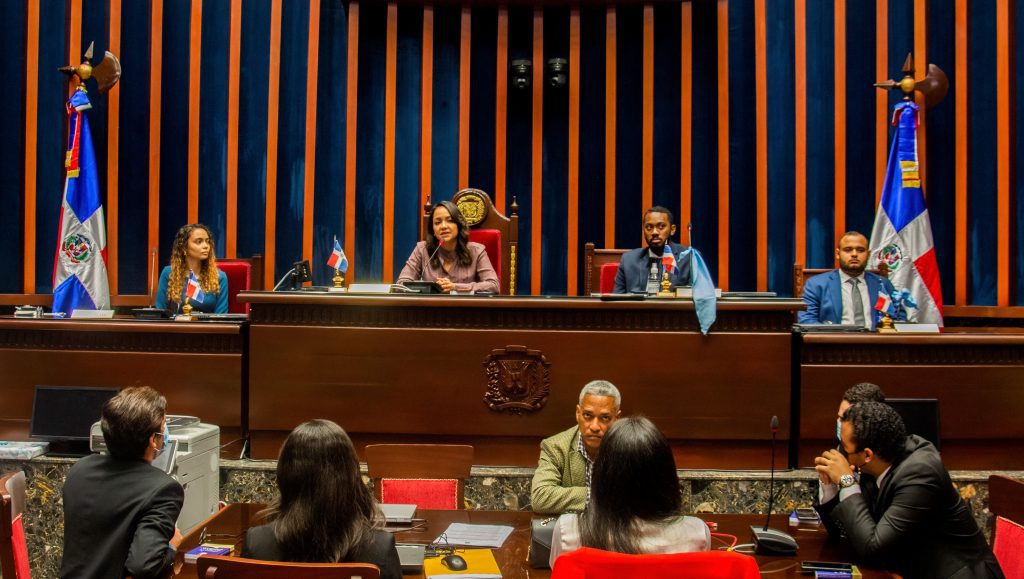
483 345 550 414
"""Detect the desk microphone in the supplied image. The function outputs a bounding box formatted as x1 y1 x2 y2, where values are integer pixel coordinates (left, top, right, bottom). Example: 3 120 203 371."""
148 247 158 306
750 415 798 555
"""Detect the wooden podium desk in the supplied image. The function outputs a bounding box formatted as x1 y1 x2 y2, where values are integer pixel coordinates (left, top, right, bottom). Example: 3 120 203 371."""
0 317 246 443
798 332 1024 469
239 292 802 467
175 503 893 578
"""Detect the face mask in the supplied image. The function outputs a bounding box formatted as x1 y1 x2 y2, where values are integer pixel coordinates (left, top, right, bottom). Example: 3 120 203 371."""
836 419 842 442
159 420 170 452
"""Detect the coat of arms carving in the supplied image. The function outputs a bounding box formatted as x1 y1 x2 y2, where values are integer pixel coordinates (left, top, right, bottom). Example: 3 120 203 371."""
483 346 550 414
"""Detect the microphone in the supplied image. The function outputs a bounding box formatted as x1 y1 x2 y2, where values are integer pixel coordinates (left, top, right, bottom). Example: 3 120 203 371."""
148 247 158 306
750 415 798 555
687 222 692 247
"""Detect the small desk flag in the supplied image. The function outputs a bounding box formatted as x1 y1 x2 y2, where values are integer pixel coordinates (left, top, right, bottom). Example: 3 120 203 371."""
327 239 349 273
186 271 205 303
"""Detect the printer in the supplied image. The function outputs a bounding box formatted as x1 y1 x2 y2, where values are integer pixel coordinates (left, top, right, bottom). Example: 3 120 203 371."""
90 415 220 532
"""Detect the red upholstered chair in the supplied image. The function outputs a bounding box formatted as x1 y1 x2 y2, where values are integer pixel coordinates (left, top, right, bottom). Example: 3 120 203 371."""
196 555 380 579
583 243 628 295
216 255 264 314
0 470 29 579
989 474 1024 577
424 189 519 294
551 548 759 579
364 444 474 510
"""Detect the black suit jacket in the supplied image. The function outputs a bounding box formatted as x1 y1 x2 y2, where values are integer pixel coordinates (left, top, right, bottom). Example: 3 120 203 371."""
817 436 1003 579
60 453 184 579
612 241 693 294
242 523 402 579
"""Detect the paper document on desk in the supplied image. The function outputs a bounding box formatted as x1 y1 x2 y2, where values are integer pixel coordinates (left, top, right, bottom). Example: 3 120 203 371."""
435 523 514 548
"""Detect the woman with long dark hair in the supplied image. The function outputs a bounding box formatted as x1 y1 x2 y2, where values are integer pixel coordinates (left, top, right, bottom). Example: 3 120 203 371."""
548 416 710 566
396 200 499 293
154 223 228 313
242 420 401 578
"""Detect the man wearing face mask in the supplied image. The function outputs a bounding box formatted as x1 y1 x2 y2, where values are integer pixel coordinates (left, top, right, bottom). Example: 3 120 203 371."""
612 207 693 294
815 402 1003 579
834 383 886 443
61 386 185 579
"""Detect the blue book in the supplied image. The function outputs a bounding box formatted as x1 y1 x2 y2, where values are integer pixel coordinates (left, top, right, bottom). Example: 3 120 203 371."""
184 544 232 563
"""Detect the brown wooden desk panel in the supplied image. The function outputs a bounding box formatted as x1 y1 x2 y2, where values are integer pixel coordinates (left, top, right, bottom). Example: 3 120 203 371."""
241 293 799 465
176 504 893 578
0 318 244 440
798 333 1024 469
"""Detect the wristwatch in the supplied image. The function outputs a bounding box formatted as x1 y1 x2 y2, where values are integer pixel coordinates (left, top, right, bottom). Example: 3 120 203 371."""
838 473 857 489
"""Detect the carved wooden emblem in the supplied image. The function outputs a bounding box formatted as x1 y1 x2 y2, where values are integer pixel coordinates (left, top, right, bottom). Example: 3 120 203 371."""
456 192 487 226
483 345 550 414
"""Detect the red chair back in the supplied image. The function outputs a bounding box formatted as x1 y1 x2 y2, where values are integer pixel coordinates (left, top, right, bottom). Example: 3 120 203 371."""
469 229 502 286
380 479 459 510
217 261 251 314
551 548 759 579
599 263 619 294
1 470 29 579
989 475 1024 577
365 444 473 511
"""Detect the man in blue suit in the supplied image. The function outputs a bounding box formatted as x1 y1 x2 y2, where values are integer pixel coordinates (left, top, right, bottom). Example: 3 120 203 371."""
798 231 899 329
613 207 693 294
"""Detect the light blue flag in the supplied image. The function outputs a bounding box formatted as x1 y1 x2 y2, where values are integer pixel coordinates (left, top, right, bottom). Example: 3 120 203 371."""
679 247 717 335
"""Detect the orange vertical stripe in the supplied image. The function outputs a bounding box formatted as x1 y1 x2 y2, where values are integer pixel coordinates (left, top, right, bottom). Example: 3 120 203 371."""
187 0 202 224
793 0 807 269
568 8 580 295
107 0 121 294
834 0 847 245
717 0 729 291
494 8 508 212
605 7 616 248
303 0 321 270
23 0 39 294
875 0 887 207
264 0 282 289
679 2 691 236
641 4 654 222
914 0 927 193
226 0 241 258
345 1 360 280
420 6 433 241
68 0 81 99
531 8 543 295
754 0 767 291
383 2 397 282
996 0 1010 306
458 7 471 190
148 0 163 294
954 0 967 304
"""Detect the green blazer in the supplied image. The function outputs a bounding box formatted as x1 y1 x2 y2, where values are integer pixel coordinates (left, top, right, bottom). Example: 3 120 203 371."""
530 425 589 514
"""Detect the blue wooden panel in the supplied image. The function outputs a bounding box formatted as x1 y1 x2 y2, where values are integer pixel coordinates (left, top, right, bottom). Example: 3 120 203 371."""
967 1 997 304
199 0 230 252
926 0 957 304
393 5 423 280
0 0 26 292
1017 0 1024 305
273 0 310 280
806 0 835 268
354 0 386 280
431 5 460 204
766 0 796 295
542 6 569 295
81 1 109 214
505 6 533 292
468 6 497 196
614 5 643 250
236 0 270 261
311 0 347 286
844 0 877 242
726 0 756 290
158 0 191 263
576 6 607 293
689 0 719 280
652 3 682 239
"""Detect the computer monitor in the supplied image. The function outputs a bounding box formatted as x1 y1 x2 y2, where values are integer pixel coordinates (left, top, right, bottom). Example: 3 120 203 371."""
887 398 941 451
30 386 119 456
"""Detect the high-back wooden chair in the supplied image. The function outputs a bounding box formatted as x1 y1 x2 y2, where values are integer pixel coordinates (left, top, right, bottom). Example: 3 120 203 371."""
792 262 888 298
583 243 629 295
196 555 380 579
364 444 474 510
424 189 519 295
217 255 264 314
1 470 29 579
989 474 1024 577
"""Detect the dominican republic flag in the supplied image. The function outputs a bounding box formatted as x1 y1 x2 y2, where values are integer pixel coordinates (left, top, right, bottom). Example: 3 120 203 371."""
679 247 717 335
186 271 205 303
327 239 348 273
874 290 893 315
660 247 677 275
868 101 944 326
53 86 110 316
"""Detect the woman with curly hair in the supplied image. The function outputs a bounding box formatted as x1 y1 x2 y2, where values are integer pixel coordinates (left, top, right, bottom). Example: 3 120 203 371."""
397 200 499 293
241 419 401 578
154 224 228 314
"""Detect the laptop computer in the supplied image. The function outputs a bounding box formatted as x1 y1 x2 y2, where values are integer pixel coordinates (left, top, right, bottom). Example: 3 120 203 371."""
380 503 417 524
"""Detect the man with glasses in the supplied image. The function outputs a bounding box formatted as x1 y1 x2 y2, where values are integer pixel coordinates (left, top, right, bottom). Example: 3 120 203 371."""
61 386 184 579
814 401 1003 578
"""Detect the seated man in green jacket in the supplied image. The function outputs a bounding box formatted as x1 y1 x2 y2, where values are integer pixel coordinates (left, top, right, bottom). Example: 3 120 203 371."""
531 380 621 514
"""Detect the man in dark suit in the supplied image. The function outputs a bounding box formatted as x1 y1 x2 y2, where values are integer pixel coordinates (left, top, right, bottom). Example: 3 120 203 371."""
61 386 184 579
612 206 693 294
815 401 1003 579
798 231 900 329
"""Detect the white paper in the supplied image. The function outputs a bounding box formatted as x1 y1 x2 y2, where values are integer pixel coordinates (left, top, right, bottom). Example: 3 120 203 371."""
894 323 941 334
435 523 514 548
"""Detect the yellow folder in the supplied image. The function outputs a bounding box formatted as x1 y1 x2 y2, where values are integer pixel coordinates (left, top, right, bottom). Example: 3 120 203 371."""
422 548 502 578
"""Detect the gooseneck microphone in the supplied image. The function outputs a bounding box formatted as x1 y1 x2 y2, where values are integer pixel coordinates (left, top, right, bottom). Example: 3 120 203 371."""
750 415 798 555
148 247 158 306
